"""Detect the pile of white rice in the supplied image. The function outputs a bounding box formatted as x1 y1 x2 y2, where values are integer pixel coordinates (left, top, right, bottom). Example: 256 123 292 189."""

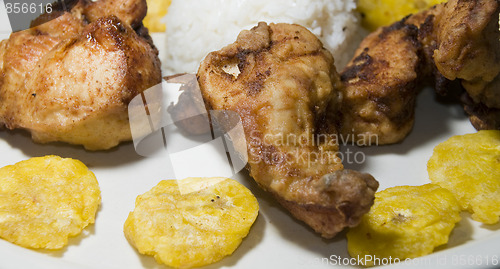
163 0 365 75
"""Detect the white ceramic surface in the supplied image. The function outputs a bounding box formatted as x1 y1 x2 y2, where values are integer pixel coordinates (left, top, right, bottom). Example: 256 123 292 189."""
0 15 499 269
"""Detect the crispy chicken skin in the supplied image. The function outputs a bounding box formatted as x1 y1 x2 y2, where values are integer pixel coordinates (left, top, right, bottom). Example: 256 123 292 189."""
341 0 500 145
434 0 500 130
434 0 500 88
340 21 421 145
0 0 161 150
405 4 452 91
197 22 378 238
81 0 147 29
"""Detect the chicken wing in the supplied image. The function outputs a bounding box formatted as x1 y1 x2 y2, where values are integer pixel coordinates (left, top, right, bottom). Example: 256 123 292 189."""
0 0 161 150
197 22 378 238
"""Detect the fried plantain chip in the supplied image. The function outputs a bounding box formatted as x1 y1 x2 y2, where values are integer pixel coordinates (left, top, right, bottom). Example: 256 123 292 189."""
0 155 101 249
347 184 460 266
124 177 259 269
143 0 171 32
428 130 500 224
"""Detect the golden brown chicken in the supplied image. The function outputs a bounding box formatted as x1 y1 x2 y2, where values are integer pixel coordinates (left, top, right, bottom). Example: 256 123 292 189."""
340 21 421 145
0 0 161 150
434 0 500 89
341 0 500 146
196 22 378 238
433 0 500 130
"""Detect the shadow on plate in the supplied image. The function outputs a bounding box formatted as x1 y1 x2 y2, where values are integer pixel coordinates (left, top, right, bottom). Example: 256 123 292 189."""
238 171 352 263
480 221 500 231
436 212 474 251
36 220 97 258
343 87 473 172
0 129 143 167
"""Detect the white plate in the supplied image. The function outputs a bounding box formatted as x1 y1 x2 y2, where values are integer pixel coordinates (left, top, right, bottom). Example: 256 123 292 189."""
0 25 499 269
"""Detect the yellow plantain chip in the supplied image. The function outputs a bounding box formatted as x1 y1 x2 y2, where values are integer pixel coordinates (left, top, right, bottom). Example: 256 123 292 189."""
143 0 171 32
357 0 447 31
124 177 259 269
347 184 460 266
428 130 500 224
0 155 101 250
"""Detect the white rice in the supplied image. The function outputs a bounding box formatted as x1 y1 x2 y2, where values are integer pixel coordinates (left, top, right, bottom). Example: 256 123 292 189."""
163 0 365 75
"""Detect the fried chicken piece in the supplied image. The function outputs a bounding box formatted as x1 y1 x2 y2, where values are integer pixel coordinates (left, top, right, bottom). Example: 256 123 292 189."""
434 0 500 89
462 90 500 130
434 0 500 130
406 0 500 130
340 20 421 145
341 0 500 145
197 22 378 238
405 4 457 94
0 0 161 150
81 0 147 29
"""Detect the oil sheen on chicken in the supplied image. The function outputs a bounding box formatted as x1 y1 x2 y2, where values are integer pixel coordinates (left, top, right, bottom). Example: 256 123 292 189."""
340 20 421 145
0 0 161 150
197 22 379 238
340 0 500 146
433 0 500 130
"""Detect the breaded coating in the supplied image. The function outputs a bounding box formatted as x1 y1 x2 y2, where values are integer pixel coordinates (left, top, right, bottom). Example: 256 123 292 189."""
340 21 421 145
434 0 500 130
0 0 161 150
341 0 500 145
434 0 500 88
197 22 378 238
